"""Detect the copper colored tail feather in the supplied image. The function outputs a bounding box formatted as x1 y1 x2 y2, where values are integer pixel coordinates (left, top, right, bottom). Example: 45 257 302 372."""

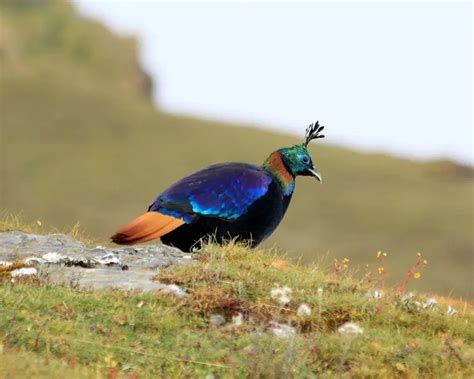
111 212 184 245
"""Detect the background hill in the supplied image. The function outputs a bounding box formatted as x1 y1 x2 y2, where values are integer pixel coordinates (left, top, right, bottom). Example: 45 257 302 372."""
1 1 473 298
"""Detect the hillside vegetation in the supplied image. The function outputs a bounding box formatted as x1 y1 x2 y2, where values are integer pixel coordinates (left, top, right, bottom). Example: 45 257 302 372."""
1 1 473 298
1 229 473 378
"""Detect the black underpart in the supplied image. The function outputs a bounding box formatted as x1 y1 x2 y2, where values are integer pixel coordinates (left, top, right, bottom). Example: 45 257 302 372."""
160 180 292 252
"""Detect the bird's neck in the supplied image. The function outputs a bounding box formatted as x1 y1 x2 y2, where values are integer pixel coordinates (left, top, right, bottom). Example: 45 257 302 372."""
262 151 295 196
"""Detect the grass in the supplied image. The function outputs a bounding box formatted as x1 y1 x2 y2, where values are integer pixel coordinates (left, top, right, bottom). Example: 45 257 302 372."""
1 0 473 301
1 2 473 376
0 351 99 379
0 234 473 378
0 213 97 247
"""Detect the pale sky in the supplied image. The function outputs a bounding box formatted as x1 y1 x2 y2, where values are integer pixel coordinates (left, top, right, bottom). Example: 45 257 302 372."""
74 1 473 164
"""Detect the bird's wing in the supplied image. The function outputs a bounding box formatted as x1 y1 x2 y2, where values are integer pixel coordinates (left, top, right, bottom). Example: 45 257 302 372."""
148 163 273 222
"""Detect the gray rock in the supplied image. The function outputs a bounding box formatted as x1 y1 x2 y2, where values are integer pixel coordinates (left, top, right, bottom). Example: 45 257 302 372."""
0 231 194 291
10 267 38 278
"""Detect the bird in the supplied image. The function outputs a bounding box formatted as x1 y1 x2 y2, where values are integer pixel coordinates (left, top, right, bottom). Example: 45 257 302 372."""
111 122 325 251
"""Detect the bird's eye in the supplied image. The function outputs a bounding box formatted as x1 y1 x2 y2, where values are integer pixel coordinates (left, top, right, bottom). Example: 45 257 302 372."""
301 156 310 164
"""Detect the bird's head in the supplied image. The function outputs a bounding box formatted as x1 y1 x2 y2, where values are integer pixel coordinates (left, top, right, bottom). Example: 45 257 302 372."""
279 121 325 182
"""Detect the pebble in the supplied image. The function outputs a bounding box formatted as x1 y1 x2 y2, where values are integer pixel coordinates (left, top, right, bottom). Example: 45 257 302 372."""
11 267 38 278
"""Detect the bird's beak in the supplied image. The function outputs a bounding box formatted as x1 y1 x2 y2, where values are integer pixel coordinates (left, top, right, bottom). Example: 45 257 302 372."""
308 168 322 183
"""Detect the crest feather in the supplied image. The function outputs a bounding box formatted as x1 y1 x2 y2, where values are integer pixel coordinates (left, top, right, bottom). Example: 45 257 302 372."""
304 121 325 147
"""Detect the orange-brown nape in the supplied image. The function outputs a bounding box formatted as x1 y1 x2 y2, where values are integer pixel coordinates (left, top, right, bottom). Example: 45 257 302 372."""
111 212 185 245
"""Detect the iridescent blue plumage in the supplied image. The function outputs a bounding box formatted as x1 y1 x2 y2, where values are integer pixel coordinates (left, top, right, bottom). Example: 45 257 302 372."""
148 163 272 222
112 121 325 250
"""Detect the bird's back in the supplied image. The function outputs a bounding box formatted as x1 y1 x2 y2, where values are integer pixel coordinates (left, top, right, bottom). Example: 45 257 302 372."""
160 174 292 250
149 162 273 221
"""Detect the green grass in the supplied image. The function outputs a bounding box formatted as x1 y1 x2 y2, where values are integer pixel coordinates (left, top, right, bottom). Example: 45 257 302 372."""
1 239 473 378
1 0 473 300
0 213 97 247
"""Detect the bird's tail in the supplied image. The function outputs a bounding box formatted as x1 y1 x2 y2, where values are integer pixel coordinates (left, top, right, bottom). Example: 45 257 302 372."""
111 212 184 245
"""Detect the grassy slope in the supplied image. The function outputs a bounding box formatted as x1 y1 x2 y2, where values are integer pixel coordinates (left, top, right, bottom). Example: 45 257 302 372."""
1 0 473 301
1 235 473 378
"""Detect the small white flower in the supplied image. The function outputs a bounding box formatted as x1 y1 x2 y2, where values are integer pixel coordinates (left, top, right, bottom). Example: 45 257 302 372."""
373 290 384 299
423 298 438 309
447 305 458 316
278 295 291 306
270 322 296 339
209 314 226 327
232 313 244 326
270 285 292 298
337 322 364 335
270 285 292 306
10 267 37 278
365 290 384 299
317 287 324 295
297 303 312 317
136 301 145 309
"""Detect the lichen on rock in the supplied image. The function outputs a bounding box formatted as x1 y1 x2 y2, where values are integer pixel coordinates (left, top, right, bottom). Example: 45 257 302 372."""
0 231 193 292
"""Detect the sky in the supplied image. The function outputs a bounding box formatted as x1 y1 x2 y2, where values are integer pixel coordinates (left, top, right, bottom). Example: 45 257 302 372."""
74 1 472 164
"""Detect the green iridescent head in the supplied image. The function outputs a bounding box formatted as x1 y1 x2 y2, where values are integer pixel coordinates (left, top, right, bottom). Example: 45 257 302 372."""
280 121 325 182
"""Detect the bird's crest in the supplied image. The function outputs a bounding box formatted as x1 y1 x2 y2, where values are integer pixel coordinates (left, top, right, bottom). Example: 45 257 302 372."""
304 121 325 147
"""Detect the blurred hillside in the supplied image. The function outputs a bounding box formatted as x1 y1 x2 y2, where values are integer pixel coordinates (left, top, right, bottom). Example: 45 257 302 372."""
1 0 473 298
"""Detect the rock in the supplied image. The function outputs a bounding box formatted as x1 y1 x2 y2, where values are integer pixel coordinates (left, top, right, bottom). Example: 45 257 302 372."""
94 252 122 266
24 257 45 265
42 252 64 263
11 267 37 278
0 231 195 291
